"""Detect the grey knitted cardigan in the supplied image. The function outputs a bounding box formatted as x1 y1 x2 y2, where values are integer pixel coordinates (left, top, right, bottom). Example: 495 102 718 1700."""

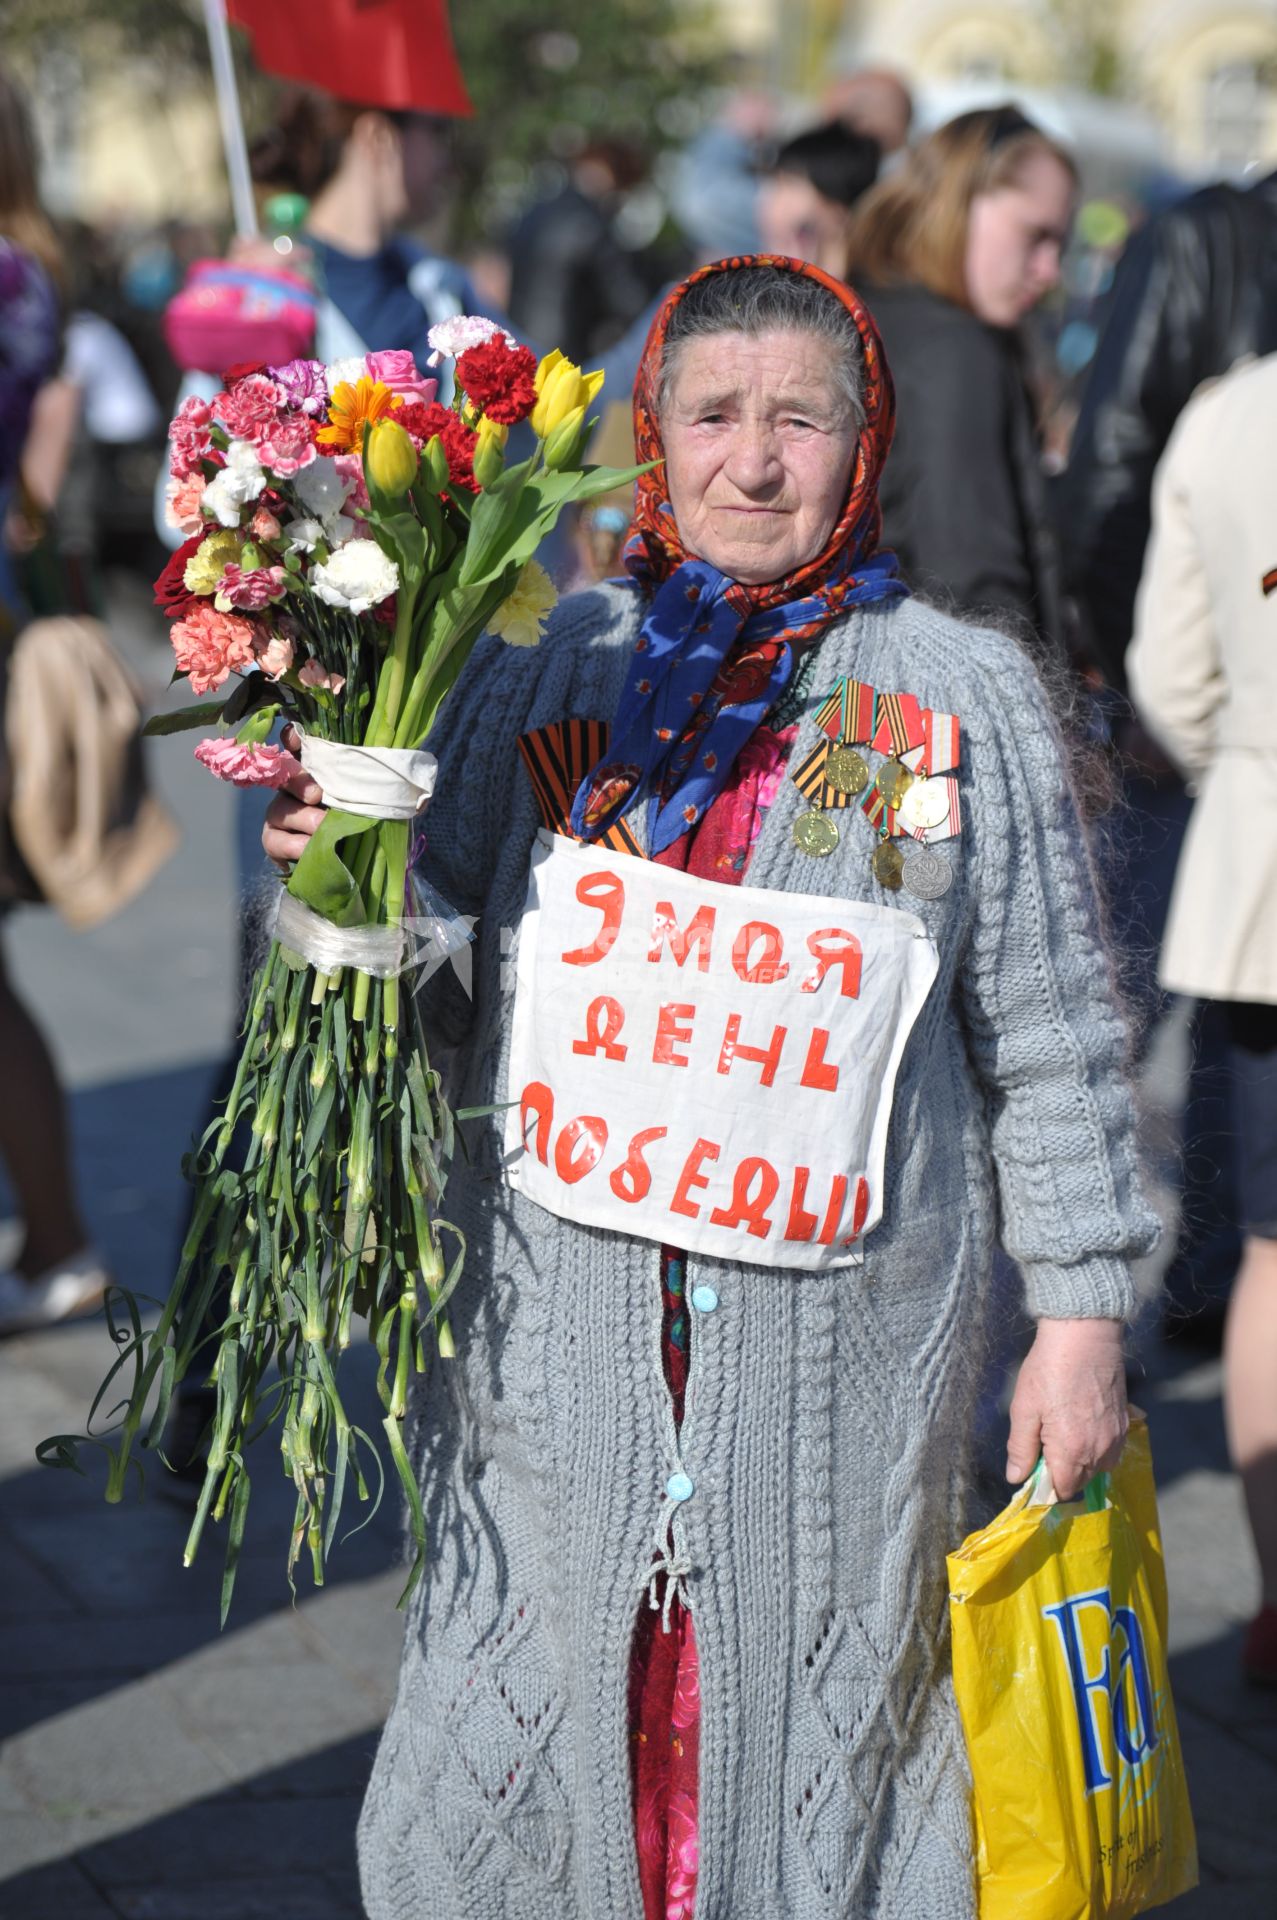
357 584 1159 1920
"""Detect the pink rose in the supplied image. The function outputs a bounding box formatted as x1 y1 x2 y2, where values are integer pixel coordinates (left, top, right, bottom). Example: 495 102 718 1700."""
168 394 214 479
217 562 287 611
166 470 207 534
298 657 346 696
257 412 317 477
215 372 286 444
365 349 436 404
250 506 283 542
253 628 295 678
170 603 257 694
194 739 304 788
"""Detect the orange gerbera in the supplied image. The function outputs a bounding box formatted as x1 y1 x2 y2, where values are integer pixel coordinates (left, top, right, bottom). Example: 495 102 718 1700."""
316 376 402 451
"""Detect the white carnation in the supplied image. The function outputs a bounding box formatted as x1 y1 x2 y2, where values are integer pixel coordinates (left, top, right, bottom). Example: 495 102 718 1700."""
425 314 515 366
309 542 399 615
282 516 326 553
292 458 351 520
324 356 367 390
201 439 266 527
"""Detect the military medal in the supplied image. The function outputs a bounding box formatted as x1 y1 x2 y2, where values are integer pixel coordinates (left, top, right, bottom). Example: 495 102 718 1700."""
826 745 870 796
875 757 914 810
792 809 839 857
871 839 904 890
901 845 952 900
897 775 951 835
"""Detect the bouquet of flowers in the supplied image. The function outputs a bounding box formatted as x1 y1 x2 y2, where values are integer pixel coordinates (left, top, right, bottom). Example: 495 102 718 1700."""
45 324 639 1617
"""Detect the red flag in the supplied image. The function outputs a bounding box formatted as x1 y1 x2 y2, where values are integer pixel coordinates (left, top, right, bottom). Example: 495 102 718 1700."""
227 0 471 117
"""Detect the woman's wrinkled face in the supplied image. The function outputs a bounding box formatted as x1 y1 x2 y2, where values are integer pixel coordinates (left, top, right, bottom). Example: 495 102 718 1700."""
964 150 1075 328
661 329 858 585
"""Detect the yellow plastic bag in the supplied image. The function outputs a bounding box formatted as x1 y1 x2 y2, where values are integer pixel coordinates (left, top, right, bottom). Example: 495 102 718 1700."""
948 1413 1198 1919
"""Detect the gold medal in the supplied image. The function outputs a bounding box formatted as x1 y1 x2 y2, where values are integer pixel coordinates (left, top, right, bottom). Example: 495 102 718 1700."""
897 775 951 834
792 809 839 857
871 839 904 890
826 745 870 796
875 758 915 810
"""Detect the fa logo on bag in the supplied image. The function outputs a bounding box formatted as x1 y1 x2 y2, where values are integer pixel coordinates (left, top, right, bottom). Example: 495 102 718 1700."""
1043 1587 1161 1794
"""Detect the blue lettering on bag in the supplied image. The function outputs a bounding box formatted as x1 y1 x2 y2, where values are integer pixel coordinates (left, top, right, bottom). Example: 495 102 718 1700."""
1043 1587 1161 1794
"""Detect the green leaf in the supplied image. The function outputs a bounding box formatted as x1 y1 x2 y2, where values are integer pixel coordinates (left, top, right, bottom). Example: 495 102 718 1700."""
286 809 380 925
143 699 227 737
224 672 285 726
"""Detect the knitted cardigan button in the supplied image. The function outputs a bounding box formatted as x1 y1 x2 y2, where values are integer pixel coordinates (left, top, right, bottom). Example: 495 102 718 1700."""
690 1285 719 1313
666 1471 695 1503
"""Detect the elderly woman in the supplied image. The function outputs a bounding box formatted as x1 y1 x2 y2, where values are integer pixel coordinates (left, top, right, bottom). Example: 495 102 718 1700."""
266 258 1155 1920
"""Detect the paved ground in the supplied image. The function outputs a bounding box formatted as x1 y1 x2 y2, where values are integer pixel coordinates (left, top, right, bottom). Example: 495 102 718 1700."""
0 577 1273 1917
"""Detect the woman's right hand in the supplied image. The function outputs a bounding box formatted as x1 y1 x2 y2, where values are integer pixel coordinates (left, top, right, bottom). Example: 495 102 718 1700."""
264 725 326 867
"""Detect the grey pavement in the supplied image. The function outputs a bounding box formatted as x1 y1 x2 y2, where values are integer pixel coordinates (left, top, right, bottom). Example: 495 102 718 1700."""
1 575 1274 1918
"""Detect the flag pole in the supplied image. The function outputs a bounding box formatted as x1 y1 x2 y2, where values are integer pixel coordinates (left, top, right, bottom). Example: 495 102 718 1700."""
202 0 259 238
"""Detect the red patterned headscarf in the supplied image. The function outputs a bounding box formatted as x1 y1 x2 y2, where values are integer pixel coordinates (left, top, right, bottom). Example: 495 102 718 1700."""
571 255 907 854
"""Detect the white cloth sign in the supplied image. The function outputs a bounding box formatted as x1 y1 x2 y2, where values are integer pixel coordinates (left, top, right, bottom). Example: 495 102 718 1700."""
504 833 939 1271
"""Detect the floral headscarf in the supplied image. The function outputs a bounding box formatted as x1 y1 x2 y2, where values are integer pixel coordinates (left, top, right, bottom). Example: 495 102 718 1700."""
571 255 907 854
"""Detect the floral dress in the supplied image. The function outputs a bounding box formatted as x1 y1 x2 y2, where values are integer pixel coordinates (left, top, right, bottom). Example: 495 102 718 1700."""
628 721 798 1920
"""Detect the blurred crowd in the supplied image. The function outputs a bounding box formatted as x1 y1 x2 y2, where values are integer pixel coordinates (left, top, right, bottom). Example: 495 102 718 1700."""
1 41 1276 1676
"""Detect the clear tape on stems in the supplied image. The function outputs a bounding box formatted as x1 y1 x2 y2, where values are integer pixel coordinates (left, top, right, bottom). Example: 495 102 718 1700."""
273 878 476 983
297 735 438 821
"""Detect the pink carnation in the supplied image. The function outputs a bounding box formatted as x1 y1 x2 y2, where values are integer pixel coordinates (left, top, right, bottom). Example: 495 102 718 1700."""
217 562 287 611
170 602 257 695
215 373 286 444
166 470 208 534
253 628 295 678
365 349 436 404
298 657 346 696
332 452 370 512
194 739 304 789
257 412 317 477
168 394 214 479
250 505 282 542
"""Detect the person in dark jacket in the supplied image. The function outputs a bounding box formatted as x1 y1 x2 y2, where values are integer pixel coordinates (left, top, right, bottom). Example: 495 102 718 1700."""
1060 170 1277 693
846 105 1076 662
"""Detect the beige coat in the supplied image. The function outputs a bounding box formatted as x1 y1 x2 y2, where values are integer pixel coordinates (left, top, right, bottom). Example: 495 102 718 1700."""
1127 355 1277 1004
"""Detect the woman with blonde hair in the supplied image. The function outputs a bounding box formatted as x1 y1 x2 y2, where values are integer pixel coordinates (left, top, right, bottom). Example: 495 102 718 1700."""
847 105 1076 659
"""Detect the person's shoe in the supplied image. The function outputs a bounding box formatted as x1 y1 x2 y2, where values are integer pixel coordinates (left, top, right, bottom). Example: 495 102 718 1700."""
0 1247 110 1335
1242 1604 1277 1687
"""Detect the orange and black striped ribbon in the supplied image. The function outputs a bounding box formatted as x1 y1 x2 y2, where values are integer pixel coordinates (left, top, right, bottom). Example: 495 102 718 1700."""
791 739 858 810
517 720 645 858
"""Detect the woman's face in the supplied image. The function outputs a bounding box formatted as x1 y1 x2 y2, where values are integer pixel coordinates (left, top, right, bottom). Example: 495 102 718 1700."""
964 150 1074 328
661 329 859 585
756 172 854 276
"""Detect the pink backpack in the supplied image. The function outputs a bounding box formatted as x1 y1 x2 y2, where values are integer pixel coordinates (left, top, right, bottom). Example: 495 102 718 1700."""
163 259 317 375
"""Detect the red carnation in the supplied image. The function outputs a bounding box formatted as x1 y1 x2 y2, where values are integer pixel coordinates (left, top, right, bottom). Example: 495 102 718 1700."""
454 339 538 425
223 359 269 384
154 534 204 617
394 400 479 493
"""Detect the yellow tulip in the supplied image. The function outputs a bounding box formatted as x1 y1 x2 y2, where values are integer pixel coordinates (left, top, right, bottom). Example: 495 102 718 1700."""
473 414 508 490
531 351 605 441
542 404 588 472
365 418 419 497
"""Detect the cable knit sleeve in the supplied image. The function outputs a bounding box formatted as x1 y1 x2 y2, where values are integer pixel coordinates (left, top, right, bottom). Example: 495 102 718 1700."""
956 637 1160 1321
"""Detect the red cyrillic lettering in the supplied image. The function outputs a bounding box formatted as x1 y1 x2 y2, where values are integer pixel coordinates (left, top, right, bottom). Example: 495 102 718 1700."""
652 1002 695 1067
648 901 716 971
731 920 788 985
709 1157 779 1239
670 1137 720 1219
519 1081 554 1163
554 1115 608 1184
799 1027 839 1091
562 871 625 966
800 929 863 1000
817 1174 849 1246
716 1013 787 1088
609 1127 668 1203
785 1167 819 1241
572 994 628 1062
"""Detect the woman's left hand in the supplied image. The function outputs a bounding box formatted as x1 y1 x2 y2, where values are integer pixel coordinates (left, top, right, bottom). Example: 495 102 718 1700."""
1006 1317 1128 1501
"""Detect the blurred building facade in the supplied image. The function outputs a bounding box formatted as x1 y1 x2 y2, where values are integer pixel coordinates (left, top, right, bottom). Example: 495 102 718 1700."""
726 0 1277 176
